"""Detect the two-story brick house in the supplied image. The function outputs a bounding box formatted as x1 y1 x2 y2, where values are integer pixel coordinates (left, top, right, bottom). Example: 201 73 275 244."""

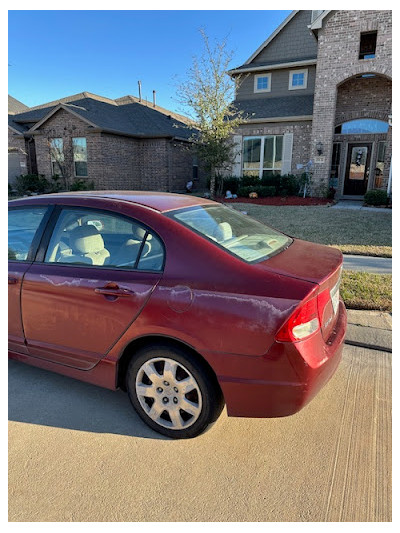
228 10 392 198
8 92 201 192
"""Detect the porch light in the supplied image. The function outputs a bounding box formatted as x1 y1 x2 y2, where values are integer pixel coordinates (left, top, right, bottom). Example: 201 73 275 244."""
316 142 323 155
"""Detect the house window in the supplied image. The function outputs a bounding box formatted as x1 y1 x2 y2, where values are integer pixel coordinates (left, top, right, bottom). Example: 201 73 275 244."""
334 119 389 135
254 73 271 93
243 135 283 178
289 69 308 90
50 138 64 176
330 143 341 187
359 31 377 60
375 141 387 187
72 137 88 177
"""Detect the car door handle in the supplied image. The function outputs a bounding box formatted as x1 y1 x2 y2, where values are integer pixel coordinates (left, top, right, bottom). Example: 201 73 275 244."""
95 286 134 297
8 276 18 285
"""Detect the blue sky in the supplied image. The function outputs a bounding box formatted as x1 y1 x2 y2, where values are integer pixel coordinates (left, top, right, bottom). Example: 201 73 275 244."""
8 10 291 114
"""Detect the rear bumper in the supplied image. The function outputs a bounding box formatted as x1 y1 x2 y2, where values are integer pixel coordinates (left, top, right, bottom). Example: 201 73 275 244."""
218 300 347 418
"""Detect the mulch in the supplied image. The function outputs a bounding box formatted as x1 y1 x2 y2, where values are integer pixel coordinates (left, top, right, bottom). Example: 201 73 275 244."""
216 196 334 206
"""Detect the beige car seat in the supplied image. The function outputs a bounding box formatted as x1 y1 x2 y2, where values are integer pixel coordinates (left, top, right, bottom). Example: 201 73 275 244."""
113 226 151 266
61 225 110 266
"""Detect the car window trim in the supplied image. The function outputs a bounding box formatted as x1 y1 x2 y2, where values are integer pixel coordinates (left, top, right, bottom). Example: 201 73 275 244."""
34 204 166 273
8 204 56 263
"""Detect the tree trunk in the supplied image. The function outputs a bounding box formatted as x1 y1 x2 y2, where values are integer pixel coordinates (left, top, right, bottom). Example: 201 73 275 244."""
209 168 216 199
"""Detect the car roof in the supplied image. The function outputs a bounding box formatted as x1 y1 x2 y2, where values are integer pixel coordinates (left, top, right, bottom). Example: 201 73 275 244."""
9 191 216 213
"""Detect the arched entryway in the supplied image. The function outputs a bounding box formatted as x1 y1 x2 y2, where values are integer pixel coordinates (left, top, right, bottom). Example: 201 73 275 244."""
330 73 392 197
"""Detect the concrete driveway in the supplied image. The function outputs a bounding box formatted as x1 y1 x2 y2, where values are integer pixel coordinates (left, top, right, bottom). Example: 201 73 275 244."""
8 345 391 522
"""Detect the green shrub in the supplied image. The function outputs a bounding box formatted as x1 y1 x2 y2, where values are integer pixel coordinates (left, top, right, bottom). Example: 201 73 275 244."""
70 179 95 191
14 174 50 195
237 185 276 198
206 176 241 194
364 189 388 206
241 174 260 187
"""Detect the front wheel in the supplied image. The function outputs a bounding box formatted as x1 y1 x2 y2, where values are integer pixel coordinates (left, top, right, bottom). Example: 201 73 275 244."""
126 345 224 439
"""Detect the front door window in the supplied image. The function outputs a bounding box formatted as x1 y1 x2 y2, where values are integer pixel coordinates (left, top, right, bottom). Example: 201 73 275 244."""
343 143 372 195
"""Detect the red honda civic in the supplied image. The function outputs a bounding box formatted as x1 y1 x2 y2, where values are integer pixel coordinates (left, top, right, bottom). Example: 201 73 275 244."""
8 191 347 438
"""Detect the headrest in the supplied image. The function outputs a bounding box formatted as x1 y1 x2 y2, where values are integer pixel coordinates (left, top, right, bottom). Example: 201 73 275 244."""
70 225 105 254
213 222 233 242
132 226 147 240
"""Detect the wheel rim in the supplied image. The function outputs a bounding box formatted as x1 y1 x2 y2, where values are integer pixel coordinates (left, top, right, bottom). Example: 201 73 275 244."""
135 357 203 430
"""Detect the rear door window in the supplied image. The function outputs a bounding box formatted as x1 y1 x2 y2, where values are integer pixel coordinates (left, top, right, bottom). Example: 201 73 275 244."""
8 207 49 261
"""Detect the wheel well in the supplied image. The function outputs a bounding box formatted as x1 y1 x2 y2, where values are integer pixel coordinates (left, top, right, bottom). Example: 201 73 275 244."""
116 335 223 396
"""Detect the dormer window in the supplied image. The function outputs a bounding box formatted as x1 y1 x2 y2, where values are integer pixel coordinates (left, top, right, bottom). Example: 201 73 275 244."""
289 69 308 90
359 31 377 59
254 73 271 93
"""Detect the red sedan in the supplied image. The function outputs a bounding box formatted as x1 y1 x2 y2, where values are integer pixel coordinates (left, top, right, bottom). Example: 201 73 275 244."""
8 191 347 438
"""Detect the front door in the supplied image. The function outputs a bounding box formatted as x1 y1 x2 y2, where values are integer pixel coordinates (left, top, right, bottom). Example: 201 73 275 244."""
343 143 372 195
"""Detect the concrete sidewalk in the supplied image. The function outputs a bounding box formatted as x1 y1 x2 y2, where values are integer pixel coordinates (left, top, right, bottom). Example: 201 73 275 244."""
342 254 392 274
346 309 392 352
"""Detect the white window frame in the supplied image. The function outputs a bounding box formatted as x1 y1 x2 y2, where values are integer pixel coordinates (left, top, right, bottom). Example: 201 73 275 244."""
242 135 283 178
72 137 88 177
254 73 272 93
289 69 308 90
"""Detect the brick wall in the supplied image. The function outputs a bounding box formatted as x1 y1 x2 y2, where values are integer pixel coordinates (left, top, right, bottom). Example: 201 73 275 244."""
310 10 392 195
31 108 196 192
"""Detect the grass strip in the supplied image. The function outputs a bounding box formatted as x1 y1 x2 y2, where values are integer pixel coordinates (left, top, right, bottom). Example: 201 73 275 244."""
340 271 392 312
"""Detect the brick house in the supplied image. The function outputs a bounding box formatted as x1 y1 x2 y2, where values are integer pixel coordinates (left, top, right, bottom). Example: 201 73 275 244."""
228 10 392 198
8 92 201 192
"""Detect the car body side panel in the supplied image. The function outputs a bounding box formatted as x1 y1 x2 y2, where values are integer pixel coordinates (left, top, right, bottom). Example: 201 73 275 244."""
22 264 162 369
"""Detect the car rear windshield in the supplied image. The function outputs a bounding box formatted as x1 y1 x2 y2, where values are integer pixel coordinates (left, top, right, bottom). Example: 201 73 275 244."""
167 205 292 263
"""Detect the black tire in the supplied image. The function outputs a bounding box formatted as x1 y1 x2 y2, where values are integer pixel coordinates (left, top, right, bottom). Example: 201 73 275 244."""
126 344 224 439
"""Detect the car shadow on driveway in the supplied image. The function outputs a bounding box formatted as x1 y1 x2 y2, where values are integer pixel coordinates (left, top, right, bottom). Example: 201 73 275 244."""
8 360 168 440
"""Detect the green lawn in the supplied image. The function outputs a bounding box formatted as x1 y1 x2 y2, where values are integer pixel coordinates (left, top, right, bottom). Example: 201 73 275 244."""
341 271 392 312
231 204 392 257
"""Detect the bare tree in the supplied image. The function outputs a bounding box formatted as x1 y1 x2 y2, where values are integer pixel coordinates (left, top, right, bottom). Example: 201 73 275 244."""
47 134 73 190
176 30 245 198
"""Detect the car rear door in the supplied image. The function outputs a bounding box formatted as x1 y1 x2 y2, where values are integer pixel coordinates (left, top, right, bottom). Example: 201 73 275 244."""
21 205 164 370
8 205 53 354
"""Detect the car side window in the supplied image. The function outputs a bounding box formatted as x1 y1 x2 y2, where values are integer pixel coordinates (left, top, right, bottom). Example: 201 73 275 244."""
8 207 48 261
44 208 164 271
137 232 165 271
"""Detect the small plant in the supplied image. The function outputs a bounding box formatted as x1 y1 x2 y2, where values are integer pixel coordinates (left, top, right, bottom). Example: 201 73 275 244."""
237 185 276 198
14 174 50 196
70 179 95 191
364 189 388 206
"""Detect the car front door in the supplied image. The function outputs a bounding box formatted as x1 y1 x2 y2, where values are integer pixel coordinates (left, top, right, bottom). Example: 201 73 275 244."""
21 206 164 370
8 205 52 354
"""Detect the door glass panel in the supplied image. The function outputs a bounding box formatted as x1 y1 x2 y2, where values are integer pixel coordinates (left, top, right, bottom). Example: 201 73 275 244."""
44 208 164 270
8 207 47 261
349 147 368 180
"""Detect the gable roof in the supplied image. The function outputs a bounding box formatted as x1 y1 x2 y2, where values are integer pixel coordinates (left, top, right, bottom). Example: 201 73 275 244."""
245 11 299 64
9 92 194 140
8 95 29 115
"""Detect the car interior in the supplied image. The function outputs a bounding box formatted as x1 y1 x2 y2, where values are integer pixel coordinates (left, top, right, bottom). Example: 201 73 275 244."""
44 212 164 271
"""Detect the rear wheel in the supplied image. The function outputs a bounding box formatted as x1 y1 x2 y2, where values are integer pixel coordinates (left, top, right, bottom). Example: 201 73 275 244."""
126 344 224 439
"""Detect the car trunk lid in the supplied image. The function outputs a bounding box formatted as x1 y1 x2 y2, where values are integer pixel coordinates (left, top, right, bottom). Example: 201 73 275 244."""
257 239 343 342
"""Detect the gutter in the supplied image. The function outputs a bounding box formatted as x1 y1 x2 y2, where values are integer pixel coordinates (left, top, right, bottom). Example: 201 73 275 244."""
241 115 313 124
228 59 317 76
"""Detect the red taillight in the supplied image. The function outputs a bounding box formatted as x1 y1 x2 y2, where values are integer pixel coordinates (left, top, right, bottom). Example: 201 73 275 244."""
276 287 331 343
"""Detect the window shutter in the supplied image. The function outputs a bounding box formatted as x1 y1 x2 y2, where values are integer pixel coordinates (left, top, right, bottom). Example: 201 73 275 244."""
231 135 242 177
281 133 293 175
